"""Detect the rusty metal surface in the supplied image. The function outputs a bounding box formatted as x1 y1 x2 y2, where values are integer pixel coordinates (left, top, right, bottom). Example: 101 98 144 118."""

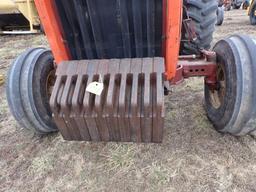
171 50 217 90
171 59 217 87
50 58 165 143
182 18 197 42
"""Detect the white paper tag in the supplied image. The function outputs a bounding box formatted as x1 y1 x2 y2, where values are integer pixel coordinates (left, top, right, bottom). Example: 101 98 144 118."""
86 81 104 96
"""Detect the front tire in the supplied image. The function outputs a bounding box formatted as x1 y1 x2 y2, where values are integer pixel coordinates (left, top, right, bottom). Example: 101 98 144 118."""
205 35 256 136
6 48 57 134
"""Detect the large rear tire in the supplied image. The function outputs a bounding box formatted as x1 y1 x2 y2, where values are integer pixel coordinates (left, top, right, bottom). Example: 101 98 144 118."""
181 0 218 55
205 35 256 136
6 48 57 134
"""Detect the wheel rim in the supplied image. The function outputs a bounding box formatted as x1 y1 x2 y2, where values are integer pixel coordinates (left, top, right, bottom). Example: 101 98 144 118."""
208 64 226 109
46 69 56 99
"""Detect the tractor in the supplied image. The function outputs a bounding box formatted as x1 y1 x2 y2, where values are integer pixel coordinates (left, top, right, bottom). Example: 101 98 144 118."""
221 0 244 10
6 0 256 143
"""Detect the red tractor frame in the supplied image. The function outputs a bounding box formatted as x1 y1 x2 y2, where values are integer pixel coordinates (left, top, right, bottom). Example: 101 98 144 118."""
35 0 216 86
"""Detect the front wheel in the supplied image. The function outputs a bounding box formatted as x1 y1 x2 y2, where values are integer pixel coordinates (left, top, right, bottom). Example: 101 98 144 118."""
6 48 58 134
205 35 256 136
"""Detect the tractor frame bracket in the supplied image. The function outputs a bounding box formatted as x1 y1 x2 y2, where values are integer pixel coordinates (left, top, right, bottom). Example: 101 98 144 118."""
171 50 217 90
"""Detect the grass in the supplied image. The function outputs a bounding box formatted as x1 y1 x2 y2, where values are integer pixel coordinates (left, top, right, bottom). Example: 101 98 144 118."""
102 145 136 172
29 154 55 177
0 93 8 119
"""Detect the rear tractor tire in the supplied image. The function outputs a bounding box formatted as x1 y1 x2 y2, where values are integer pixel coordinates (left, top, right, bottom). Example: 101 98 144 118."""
181 0 218 55
6 48 58 134
205 35 256 136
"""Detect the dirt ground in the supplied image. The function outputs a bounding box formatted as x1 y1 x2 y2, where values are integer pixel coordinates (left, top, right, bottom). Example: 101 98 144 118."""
1 9 256 192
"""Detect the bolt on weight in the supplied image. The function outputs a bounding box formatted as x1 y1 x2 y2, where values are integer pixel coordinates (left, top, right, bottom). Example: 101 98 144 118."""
49 58 165 143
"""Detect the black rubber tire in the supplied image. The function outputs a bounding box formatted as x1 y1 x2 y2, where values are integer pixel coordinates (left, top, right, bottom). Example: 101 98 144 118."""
181 0 218 55
232 3 241 9
6 48 57 134
216 7 224 26
205 35 256 136
250 3 256 25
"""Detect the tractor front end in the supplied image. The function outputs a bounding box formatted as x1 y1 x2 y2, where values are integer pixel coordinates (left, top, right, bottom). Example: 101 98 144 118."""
6 0 256 143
